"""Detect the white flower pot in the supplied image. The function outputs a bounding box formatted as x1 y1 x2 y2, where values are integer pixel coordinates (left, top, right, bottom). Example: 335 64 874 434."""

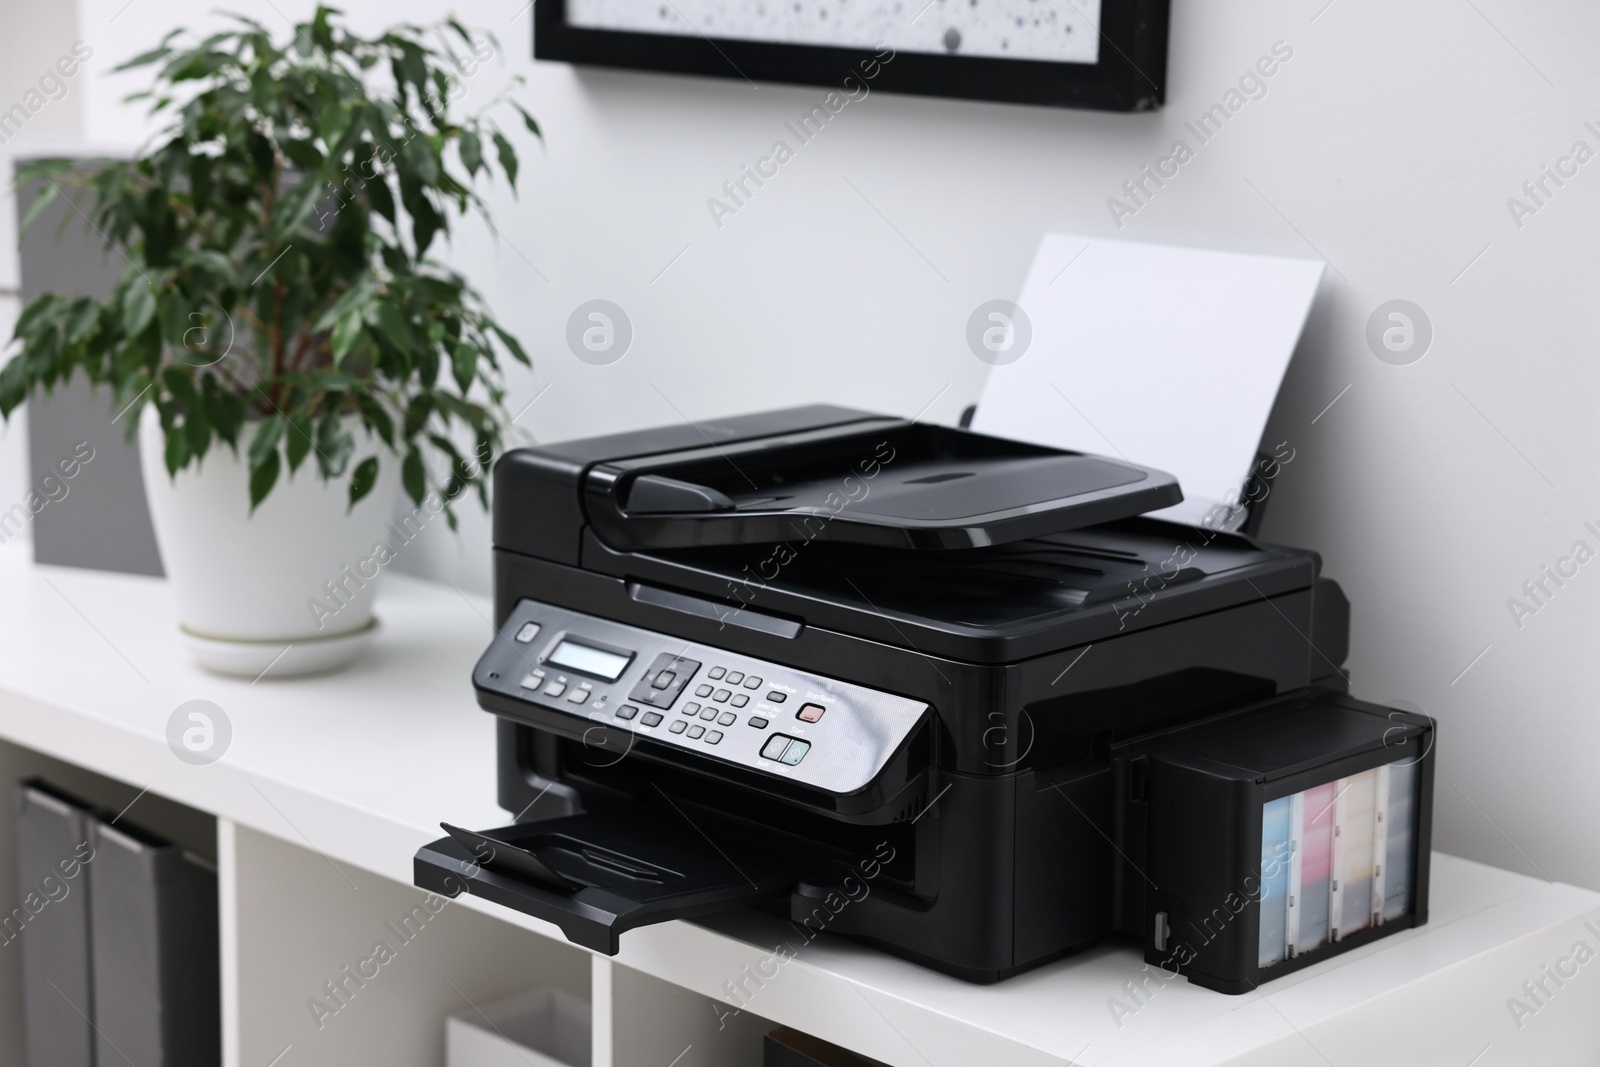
138 406 401 676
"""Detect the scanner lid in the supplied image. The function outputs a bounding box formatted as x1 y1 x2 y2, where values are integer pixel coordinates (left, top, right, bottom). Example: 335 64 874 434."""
577 409 1182 552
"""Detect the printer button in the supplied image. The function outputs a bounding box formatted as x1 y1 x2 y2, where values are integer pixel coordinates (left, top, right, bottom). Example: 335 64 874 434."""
797 703 826 723
779 739 811 766
543 681 567 698
567 688 590 705
707 667 726 680
765 691 786 703
713 688 732 702
687 725 706 739
760 736 791 761
725 671 744 684
706 731 723 744
681 702 701 716
695 684 714 698
743 677 762 689
616 704 639 720
519 672 545 689
514 622 541 643
749 717 769 729
730 694 749 708
629 654 700 707
718 712 737 726
699 706 718 720
640 712 664 727
669 720 688 734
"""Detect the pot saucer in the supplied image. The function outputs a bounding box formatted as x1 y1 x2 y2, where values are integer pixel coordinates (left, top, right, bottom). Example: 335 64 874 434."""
178 618 380 678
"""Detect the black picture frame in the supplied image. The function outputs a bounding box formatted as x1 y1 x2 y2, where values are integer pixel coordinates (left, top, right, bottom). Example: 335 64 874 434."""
533 1 1169 113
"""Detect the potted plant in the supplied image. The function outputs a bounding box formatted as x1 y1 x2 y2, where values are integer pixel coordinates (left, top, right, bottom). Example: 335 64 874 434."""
1 7 537 675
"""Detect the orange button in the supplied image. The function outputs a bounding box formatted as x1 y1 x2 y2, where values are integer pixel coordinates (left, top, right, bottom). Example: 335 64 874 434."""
797 703 826 723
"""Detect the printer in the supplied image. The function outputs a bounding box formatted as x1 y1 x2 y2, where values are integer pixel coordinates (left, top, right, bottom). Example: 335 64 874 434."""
415 406 1434 994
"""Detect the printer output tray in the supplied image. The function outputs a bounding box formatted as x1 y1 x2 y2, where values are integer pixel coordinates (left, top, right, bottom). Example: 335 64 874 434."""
414 802 842 954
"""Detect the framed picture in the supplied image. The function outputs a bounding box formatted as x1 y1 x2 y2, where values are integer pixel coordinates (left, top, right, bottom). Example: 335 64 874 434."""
533 1 1169 112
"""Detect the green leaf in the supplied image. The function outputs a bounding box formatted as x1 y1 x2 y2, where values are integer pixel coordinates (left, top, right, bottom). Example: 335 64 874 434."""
159 294 191 354
492 130 518 189
64 299 101 346
311 6 335 51
249 450 281 511
451 341 475 391
365 174 396 222
491 323 531 367
272 178 324 237
204 381 245 449
319 101 351 150
189 153 213 212
161 366 198 408
410 195 441 257
116 44 176 72
0 360 27 419
245 129 276 177
331 309 363 364
404 136 440 186
348 455 380 507
185 404 213 460
248 415 285 467
355 394 395 447
458 129 482 178
19 183 61 236
315 410 354 478
164 422 191 476
313 278 375 333
399 46 427 98
286 411 313 473
401 446 425 504
116 30 182 72
122 285 157 338
512 102 541 140
14 293 65 339
282 138 323 173
373 303 414 354
189 249 234 278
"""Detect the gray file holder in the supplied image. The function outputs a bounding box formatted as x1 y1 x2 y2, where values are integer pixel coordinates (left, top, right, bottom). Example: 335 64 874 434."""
88 819 220 1067
15 783 97 1067
15 163 163 576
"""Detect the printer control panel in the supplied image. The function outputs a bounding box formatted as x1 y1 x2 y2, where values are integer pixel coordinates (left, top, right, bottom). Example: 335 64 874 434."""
474 598 929 796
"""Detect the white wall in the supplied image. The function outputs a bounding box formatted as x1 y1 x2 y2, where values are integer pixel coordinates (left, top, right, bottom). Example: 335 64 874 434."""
0 0 91 534
24 0 1600 895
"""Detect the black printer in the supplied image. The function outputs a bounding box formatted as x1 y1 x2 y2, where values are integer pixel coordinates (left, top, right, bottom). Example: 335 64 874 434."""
415 406 1435 994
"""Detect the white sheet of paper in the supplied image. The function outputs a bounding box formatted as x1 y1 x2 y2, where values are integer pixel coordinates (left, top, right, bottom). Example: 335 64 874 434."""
970 233 1325 527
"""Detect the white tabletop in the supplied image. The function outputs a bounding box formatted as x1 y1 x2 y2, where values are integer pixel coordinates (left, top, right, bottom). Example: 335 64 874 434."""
1 544 1595 1066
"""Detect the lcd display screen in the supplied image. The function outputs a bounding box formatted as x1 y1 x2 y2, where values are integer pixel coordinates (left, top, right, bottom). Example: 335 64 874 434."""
545 639 632 681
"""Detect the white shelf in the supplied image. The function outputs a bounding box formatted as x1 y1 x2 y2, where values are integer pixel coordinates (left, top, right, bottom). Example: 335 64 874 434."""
0 546 1597 1067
